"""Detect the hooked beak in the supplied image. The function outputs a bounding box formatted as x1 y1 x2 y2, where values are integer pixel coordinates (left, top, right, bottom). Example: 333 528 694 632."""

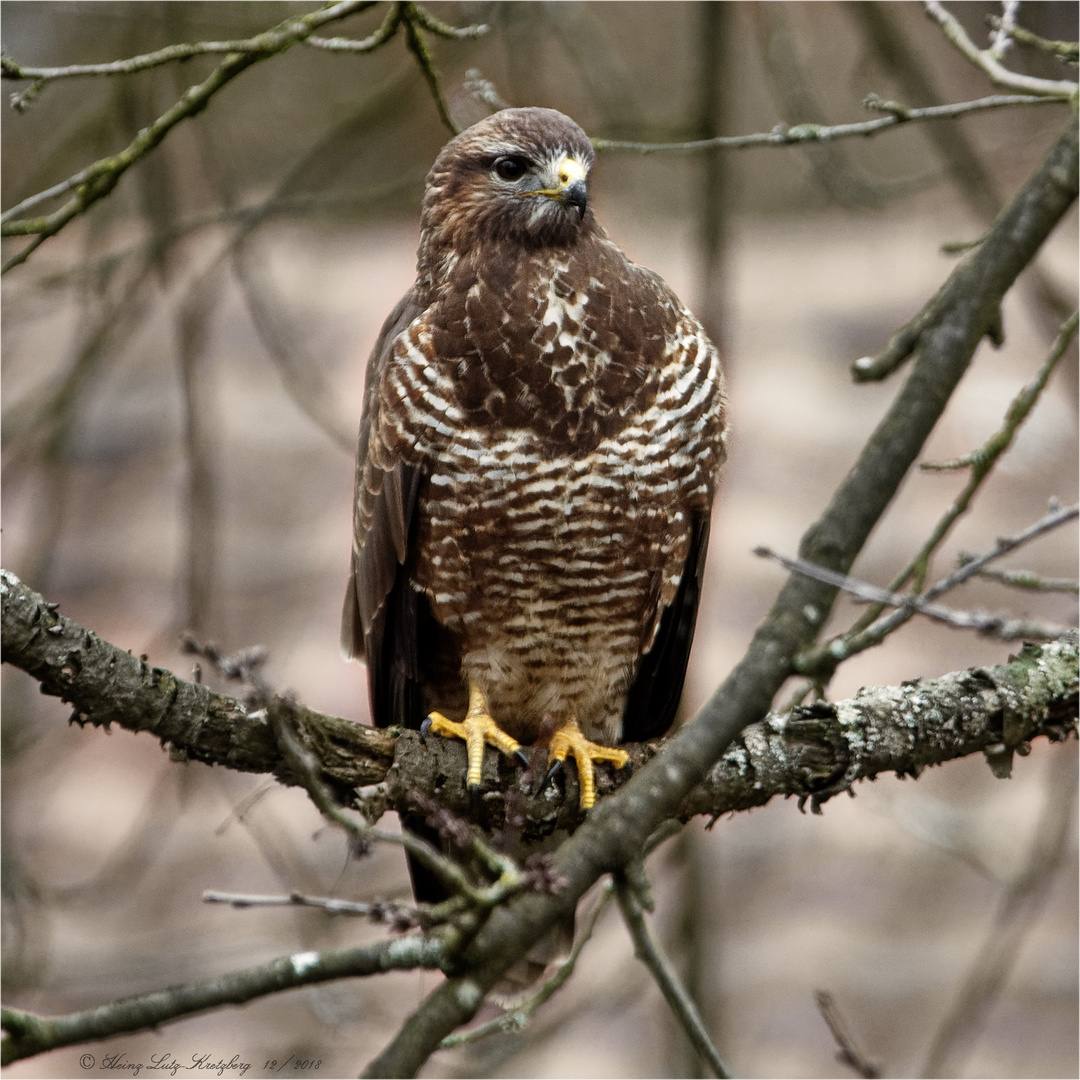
540 154 589 218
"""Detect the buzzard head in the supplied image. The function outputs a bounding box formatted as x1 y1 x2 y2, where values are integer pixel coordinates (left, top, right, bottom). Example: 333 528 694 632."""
419 107 597 263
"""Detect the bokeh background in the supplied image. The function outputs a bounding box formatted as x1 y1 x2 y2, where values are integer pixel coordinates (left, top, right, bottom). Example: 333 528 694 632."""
2 3 1077 1078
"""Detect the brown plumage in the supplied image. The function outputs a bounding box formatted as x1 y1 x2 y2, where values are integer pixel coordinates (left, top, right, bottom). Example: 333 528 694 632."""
343 107 726 824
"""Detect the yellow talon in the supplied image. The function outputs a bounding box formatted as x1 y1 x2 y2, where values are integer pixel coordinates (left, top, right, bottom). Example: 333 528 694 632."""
548 716 630 810
424 683 523 790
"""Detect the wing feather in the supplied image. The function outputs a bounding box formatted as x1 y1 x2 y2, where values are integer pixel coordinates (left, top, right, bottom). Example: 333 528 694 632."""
341 288 428 729
620 512 711 742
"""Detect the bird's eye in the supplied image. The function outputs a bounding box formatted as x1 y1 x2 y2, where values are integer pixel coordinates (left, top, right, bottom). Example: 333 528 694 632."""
493 156 529 182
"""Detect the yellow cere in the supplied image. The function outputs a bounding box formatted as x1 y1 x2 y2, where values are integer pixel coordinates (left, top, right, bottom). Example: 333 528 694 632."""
557 155 587 188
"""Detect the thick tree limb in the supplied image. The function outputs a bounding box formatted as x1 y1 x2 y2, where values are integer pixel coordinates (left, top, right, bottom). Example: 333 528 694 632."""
0 569 394 791
4 569 1074 833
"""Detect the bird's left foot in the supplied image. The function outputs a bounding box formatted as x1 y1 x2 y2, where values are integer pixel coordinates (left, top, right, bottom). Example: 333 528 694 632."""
545 717 630 810
421 682 529 794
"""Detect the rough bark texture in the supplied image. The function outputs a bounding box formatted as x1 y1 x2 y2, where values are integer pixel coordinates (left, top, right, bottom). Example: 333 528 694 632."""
3 569 1075 832
0 569 394 790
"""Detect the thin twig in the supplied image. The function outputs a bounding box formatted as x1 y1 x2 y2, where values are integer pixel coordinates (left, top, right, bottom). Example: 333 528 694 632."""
203 889 420 928
593 94 1063 155
303 1 405 53
991 18 1080 64
815 990 881 1079
401 2 459 134
1 1 376 269
614 861 732 1079
988 0 1020 62
180 635 507 907
956 560 1079 594
0 0 484 267
464 68 512 112
406 3 488 40
761 503 1079 654
758 544 1074 641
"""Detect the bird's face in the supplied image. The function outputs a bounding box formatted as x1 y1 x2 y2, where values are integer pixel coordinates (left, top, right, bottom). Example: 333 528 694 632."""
483 148 590 230
420 108 597 255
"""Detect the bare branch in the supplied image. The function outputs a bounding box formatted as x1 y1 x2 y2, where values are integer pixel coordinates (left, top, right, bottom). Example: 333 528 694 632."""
203 889 420 928
760 544 1075 640
815 990 881 1079
758 503 1078 644
614 862 732 1078
0 931 449 1065
802 310 1079 673
593 95 1063 155
924 1 1079 100
0 0 484 267
790 503 1079 673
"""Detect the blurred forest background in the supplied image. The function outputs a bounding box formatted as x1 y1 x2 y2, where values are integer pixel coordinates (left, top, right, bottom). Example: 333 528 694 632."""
2 2 1077 1077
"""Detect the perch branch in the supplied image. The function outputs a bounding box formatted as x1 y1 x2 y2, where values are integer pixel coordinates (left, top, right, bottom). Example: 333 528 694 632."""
4 568 1075 830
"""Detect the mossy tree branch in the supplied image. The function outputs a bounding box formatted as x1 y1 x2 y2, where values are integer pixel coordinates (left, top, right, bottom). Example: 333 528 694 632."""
4 568 1075 844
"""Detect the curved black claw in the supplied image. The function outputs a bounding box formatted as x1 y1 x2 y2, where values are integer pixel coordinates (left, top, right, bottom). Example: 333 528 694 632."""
468 783 483 808
419 716 433 743
514 748 531 769
538 758 563 796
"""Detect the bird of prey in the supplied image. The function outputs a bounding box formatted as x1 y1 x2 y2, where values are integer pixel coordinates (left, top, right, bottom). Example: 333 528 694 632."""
343 106 726 822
